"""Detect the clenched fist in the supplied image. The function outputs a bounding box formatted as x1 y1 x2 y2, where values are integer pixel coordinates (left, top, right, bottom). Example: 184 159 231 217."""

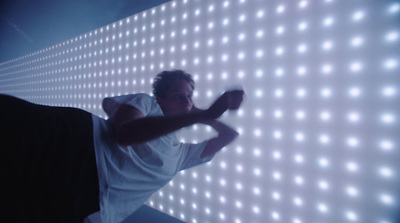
205 90 245 119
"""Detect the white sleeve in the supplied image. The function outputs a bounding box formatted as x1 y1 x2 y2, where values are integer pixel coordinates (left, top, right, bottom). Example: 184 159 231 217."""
179 140 215 171
102 93 154 118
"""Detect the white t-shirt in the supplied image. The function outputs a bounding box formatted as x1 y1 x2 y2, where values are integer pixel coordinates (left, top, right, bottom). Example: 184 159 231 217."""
91 93 214 223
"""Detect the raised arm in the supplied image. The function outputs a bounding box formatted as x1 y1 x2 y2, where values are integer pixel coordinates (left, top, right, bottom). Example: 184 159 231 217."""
199 119 239 158
109 90 244 146
110 106 206 145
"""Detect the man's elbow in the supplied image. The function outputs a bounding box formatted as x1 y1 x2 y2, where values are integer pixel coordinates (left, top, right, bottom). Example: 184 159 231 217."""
232 129 239 138
225 130 239 143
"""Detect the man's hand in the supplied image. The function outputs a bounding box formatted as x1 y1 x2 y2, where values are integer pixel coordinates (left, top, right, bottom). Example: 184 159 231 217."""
205 90 245 120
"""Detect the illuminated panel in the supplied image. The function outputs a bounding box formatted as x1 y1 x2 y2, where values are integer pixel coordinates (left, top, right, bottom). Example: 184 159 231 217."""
1 0 399 222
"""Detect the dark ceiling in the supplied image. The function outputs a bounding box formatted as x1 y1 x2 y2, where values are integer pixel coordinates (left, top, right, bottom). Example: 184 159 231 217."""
0 0 170 63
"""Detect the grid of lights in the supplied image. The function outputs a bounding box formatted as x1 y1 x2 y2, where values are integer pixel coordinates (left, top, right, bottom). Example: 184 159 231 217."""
1 0 399 222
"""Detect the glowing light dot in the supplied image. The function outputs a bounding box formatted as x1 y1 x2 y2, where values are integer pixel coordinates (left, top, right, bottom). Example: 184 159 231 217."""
299 0 308 8
382 86 396 97
319 180 329 190
238 33 246 41
384 58 398 69
351 36 364 47
349 87 361 97
222 18 229 26
353 11 365 21
272 192 280 200
271 211 280 219
347 137 359 147
298 44 307 53
295 132 305 141
320 135 330 144
380 140 393 151
273 171 281 180
347 186 359 196
255 109 263 117
253 206 260 214
294 176 304 185
256 30 264 38
388 3 400 14
236 164 244 172
322 41 333 50
274 110 283 119
294 197 303 206
256 50 263 58
293 218 302 223
380 194 394 205
319 158 329 167
238 52 245 60
350 62 362 72
322 64 333 74
348 112 361 122
239 14 246 22
223 1 229 8
257 10 264 18
238 71 245 78
275 89 284 98
381 113 395 124
323 17 334 26
253 187 261 195
220 161 227 169
346 162 358 172
379 167 393 178
321 88 332 97
346 211 358 221
254 129 262 137
275 68 284 77
235 201 242 208
275 47 284 55
296 88 306 98
318 203 328 213
298 22 308 31
277 5 285 13
385 31 399 42
272 151 281 160
297 66 307 75
296 110 306 120
276 26 285 35
294 154 304 163
236 183 243 190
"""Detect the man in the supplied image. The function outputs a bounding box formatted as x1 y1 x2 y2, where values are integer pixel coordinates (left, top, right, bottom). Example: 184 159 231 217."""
0 69 244 223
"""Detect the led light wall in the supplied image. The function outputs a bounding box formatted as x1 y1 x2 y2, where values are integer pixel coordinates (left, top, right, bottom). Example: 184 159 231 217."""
0 0 399 222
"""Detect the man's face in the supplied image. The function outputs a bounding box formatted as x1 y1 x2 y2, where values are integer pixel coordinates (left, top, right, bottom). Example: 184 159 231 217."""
157 80 194 115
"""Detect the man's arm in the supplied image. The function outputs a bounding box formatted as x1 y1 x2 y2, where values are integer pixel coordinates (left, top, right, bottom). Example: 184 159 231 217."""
110 105 207 146
110 90 244 146
200 119 239 158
